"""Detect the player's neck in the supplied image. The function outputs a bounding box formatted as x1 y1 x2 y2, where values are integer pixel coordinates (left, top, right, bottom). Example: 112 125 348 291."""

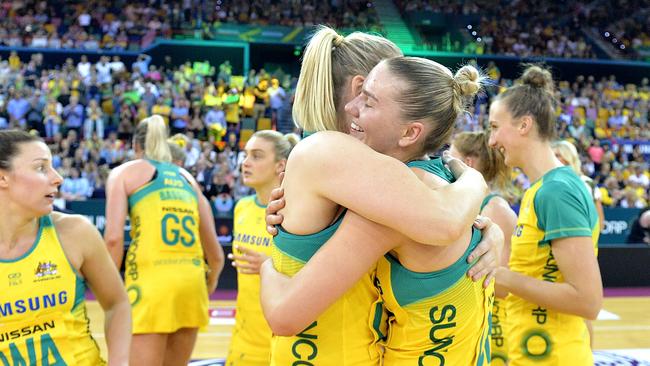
520 142 563 183
254 185 274 206
0 207 39 252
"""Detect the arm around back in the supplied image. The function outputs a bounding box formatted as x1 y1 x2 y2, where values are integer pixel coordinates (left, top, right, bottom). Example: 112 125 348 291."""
260 211 404 335
290 131 487 244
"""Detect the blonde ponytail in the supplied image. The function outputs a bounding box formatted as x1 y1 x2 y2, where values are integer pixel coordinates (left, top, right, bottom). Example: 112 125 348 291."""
292 25 402 133
292 26 340 132
134 115 172 162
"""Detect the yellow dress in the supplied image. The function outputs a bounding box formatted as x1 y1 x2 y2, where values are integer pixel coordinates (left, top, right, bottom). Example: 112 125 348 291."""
226 195 274 365
0 215 105 365
269 213 384 365
376 159 493 365
126 159 209 333
507 166 599 365
481 193 509 365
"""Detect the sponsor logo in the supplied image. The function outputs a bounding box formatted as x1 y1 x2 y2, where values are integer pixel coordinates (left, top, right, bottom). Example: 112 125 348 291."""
0 292 68 317
127 285 141 306
0 320 56 342
7 272 22 287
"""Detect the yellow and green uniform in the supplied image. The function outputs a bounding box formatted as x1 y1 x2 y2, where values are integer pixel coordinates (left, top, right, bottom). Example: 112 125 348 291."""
126 159 209 334
270 212 384 366
481 193 509 365
376 159 493 365
227 195 274 366
0 215 104 365
507 166 599 365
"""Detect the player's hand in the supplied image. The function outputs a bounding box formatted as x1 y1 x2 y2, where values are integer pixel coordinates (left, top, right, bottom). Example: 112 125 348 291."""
467 216 504 288
266 186 285 236
441 150 469 179
228 245 270 274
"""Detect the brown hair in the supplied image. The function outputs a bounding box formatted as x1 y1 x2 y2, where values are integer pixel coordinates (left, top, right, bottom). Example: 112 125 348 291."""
0 130 40 170
453 131 512 196
494 65 557 140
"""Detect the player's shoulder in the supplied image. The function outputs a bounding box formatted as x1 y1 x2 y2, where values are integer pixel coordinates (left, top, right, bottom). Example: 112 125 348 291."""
50 211 98 239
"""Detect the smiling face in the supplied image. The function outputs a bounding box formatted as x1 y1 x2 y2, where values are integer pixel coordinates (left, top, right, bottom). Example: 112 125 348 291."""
488 99 525 169
344 62 408 158
0 141 63 216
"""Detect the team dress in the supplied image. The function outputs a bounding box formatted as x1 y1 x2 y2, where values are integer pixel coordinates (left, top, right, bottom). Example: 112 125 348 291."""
269 213 384 366
0 215 104 365
227 195 274 365
481 193 509 365
125 159 209 334
507 166 599 365
375 159 493 365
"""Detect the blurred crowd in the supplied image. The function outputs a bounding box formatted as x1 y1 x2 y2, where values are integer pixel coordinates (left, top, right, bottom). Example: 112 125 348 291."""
0 53 648 214
0 0 382 51
202 0 382 30
2 0 647 59
396 0 649 59
0 52 295 215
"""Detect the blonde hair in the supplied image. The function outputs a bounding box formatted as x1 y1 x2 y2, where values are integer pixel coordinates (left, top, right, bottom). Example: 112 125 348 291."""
384 57 484 153
453 131 513 196
167 139 188 166
552 140 581 175
292 25 402 132
252 130 300 161
134 115 172 162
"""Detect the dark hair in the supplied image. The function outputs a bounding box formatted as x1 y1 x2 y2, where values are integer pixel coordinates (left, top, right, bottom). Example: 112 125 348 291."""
0 130 40 170
494 65 557 140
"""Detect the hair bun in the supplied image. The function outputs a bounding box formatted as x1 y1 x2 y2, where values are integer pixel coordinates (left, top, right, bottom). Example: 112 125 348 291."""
520 65 554 93
454 65 483 97
284 133 301 149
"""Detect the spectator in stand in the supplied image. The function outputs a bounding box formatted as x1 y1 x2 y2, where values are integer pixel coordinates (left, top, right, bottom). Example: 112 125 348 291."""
205 104 226 134
629 163 650 189
7 90 30 128
60 166 92 201
171 97 190 134
44 96 64 139
96 56 112 85
63 96 84 135
152 97 172 125
84 97 104 139
77 55 92 81
26 91 45 134
587 139 605 171
268 78 286 126
132 54 152 76
252 79 270 121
